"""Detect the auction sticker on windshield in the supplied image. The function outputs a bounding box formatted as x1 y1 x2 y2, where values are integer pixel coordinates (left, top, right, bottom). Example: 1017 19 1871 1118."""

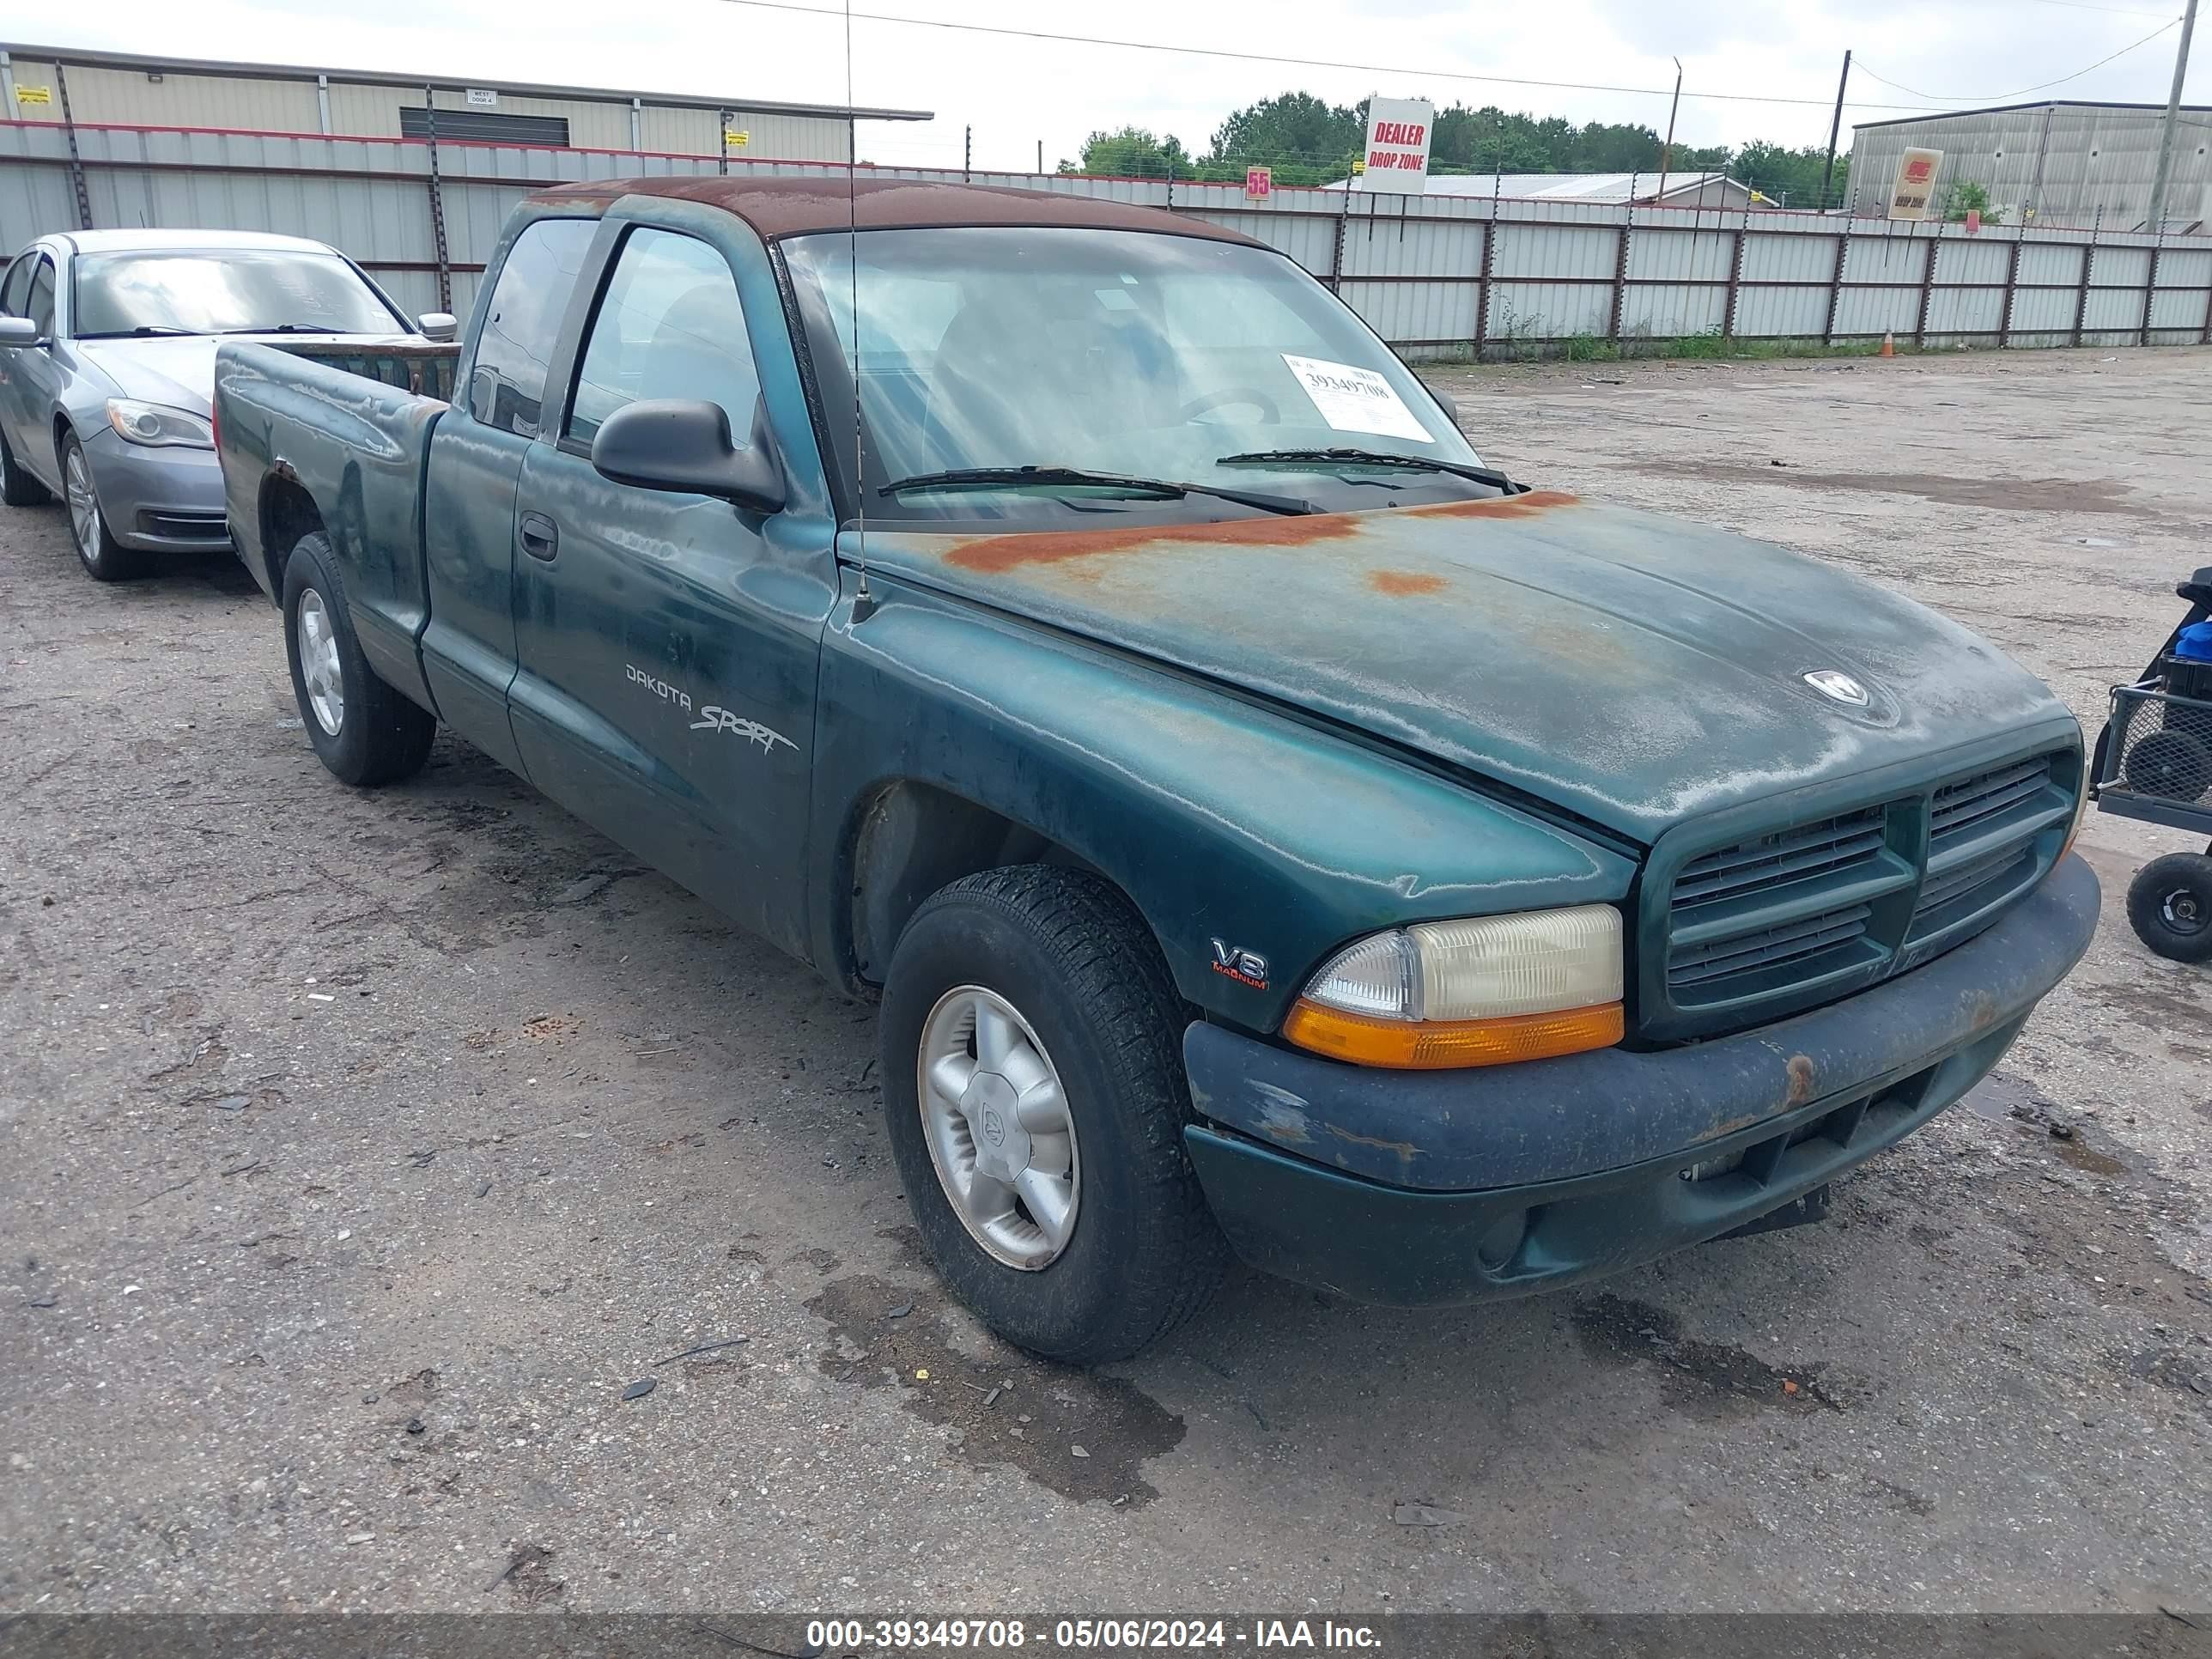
1280 354 1432 442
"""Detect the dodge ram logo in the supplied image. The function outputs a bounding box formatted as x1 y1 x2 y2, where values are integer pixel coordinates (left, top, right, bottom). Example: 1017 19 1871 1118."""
1802 669 1870 707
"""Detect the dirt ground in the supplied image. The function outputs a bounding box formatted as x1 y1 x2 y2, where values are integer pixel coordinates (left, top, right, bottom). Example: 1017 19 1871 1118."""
3 345 2209 1620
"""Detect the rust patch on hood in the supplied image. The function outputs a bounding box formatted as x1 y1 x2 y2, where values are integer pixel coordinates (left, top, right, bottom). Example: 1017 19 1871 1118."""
945 507 1360 572
1370 570 1449 597
941 489 1581 574
1404 489 1580 522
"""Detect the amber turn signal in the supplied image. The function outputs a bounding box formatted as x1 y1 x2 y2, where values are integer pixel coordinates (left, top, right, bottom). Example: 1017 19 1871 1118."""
1280 998 1625 1070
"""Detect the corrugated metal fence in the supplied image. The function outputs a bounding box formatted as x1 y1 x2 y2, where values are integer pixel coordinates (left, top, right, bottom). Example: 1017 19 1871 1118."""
6 119 2212 358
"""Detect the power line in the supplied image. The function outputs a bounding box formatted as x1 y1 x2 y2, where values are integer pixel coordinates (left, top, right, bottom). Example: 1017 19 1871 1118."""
2023 0 2182 15
1855 16 2179 103
703 0 1955 112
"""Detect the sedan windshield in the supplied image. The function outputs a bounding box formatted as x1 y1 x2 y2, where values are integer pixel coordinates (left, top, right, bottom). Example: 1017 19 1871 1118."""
781 226 1482 522
73 250 404 339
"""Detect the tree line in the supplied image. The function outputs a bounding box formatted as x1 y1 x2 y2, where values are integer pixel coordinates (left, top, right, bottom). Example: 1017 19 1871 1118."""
1060 92 1850 208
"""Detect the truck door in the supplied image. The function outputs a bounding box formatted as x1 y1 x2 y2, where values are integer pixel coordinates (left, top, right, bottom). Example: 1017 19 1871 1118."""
507 219 825 954
416 216 596 776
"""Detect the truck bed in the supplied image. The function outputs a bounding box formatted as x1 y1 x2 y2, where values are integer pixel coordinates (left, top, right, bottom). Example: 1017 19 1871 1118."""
213 338 450 708
274 339 460 403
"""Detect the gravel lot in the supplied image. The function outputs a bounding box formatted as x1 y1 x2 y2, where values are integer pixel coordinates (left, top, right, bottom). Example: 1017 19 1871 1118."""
3 345 2209 1619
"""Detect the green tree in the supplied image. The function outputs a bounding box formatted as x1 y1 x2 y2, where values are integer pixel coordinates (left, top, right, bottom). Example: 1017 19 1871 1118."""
1190 92 1364 183
1061 126 1193 179
1942 179 2001 224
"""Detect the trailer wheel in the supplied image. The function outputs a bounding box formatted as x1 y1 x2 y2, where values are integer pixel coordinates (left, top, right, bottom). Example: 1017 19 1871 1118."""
2126 852 2212 964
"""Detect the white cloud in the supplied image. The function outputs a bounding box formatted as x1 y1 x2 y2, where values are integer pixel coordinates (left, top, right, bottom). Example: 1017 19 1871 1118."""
32 0 2208 172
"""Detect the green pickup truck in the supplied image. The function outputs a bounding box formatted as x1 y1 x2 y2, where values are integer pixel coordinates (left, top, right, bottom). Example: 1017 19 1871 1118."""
214 178 2100 1363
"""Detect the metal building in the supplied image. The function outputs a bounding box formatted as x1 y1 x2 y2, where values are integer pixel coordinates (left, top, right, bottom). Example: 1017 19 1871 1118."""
1850 101 2212 232
0 41 931 163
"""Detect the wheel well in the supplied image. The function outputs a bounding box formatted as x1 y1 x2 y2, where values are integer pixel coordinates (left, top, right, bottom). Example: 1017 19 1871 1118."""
258 477 324 598
845 781 1105 988
51 412 71 468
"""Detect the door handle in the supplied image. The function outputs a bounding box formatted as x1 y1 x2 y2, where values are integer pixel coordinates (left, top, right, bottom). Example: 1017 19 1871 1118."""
519 512 558 562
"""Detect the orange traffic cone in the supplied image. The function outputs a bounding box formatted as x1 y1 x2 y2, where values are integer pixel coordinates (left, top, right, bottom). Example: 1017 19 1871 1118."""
1881 331 1895 357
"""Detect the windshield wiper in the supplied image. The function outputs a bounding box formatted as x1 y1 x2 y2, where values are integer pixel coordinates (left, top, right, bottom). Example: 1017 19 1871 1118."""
216 324 335 335
1217 448 1526 494
880 465 1314 517
76 325 198 338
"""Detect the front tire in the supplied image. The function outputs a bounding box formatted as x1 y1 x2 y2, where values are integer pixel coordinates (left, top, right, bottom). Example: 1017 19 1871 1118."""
879 866 1229 1364
282 532 436 787
0 429 52 507
60 431 142 580
2127 852 2212 964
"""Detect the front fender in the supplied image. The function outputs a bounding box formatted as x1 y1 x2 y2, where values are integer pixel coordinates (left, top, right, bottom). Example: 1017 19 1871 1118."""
809 577 1632 1028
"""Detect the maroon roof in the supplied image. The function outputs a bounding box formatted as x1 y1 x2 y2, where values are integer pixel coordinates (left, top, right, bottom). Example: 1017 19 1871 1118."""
528 175 1261 246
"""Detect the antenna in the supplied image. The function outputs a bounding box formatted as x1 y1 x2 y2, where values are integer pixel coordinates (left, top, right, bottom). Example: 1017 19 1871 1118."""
844 0 876 623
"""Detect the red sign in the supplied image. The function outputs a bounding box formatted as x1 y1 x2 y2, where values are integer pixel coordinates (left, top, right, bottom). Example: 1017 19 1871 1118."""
1245 165 1273 200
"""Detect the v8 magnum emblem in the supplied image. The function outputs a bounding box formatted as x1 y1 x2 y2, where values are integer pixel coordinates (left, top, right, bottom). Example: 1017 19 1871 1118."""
1209 938 1270 990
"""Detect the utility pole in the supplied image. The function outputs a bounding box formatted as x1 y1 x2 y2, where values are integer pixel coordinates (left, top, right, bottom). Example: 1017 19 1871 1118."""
963 124 972 181
2149 0 2199 230
1036 137 1043 173
1820 50 1852 211
1656 58 1682 204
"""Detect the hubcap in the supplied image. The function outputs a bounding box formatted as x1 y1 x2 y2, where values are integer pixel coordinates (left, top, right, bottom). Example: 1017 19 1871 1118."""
295 588 344 735
917 985 1080 1270
64 447 100 559
2162 889 2205 934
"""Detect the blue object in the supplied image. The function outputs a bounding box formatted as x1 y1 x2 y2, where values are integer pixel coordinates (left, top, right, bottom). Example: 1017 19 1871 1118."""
2176 620 2212 661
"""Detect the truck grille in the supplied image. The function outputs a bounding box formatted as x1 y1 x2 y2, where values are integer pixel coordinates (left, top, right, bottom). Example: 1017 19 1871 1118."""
1651 745 2075 1036
1670 807 1887 908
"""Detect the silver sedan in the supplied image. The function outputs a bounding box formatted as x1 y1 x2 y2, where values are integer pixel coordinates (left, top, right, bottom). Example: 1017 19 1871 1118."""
0 228 451 581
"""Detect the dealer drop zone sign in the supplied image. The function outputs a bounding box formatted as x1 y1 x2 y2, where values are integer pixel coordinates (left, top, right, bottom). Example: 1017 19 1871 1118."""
1358 96 1434 195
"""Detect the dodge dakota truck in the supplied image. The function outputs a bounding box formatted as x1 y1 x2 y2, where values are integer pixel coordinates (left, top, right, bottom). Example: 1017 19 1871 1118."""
214 178 2100 1363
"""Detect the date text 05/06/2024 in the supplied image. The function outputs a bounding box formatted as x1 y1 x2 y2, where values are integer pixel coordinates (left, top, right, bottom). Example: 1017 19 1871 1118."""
802 1620 1383 1652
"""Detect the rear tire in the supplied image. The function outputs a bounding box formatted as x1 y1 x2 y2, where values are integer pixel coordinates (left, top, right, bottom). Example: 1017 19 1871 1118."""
0 430 51 507
2127 852 2212 964
282 532 436 787
60 431 143 581
878 866 1228 1364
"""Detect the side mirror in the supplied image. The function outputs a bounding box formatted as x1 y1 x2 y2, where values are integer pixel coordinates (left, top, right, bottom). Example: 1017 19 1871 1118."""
0 317 42 348
590 398 786 515
1415 373 1465 433
418 312 458 343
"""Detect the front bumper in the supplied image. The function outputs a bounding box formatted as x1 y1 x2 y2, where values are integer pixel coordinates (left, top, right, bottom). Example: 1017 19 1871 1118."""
83 427 232 552
1182 852 2100 1305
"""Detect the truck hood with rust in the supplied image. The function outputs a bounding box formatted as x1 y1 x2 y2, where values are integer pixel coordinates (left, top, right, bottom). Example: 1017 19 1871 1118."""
857 491 2071 844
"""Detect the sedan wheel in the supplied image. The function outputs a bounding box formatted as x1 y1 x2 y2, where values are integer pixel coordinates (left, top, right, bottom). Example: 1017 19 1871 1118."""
65 446 100 556
58 433 141 580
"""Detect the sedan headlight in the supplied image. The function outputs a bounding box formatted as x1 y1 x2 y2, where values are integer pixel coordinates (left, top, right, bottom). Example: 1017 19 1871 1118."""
1282 905 1625 1069
106 399 215 449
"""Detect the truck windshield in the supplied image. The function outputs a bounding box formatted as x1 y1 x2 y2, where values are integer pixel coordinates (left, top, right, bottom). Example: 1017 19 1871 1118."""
73 250 404 339
781 226 1481 522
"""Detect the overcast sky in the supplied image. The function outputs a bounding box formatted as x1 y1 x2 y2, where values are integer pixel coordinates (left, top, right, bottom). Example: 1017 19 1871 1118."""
41 0 2209 172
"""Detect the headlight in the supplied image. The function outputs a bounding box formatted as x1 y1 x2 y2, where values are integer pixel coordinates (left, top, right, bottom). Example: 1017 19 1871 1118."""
106 399 215 449
1282 905 1625 1070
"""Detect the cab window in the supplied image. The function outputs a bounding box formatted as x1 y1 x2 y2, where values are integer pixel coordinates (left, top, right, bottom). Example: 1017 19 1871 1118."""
567 228 759 448
466 218 594 438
